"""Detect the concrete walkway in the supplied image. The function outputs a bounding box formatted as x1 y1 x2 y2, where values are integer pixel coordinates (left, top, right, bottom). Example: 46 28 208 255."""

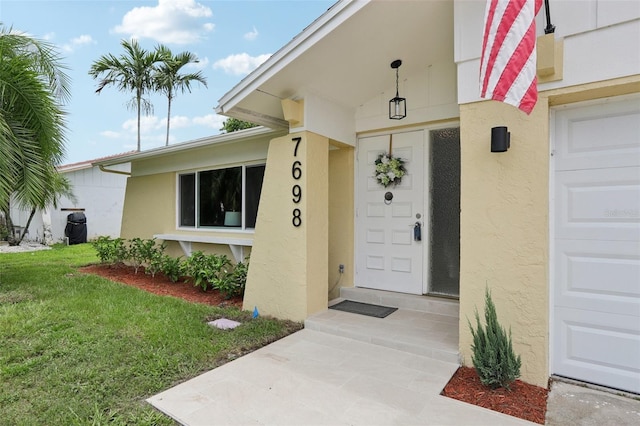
148 288 640 425
148 328 535 425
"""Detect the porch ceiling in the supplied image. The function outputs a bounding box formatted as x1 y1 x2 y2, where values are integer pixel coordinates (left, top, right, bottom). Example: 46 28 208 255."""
216 0 454 128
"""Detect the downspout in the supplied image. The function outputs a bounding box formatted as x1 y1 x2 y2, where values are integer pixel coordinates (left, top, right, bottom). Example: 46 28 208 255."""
98 164 131 176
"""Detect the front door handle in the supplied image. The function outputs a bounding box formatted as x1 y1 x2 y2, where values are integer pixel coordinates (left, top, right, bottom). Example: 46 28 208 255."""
413 221 422 241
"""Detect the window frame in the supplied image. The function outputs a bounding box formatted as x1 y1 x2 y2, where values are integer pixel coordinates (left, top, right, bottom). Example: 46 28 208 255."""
176 161 266 233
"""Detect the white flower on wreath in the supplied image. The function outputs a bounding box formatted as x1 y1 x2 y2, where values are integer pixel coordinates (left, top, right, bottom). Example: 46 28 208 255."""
374 153 406 188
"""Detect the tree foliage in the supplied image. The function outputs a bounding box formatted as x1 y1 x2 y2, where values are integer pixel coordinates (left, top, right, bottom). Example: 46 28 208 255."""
89 39 164 152
0 24 73 244
220 117 258 133
468 286 521 390
154 47 207 146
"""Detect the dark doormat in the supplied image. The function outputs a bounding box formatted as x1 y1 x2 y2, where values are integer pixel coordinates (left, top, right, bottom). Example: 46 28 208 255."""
329 300 398 318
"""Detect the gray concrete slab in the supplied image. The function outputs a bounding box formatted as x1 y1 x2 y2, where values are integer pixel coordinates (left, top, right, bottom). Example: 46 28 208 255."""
148 329 535 425
546 381 640 426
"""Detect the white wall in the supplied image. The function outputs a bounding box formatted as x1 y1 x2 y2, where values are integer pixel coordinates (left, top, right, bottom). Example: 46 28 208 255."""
454 0 640 104
11 163 130 243
355 61 460 132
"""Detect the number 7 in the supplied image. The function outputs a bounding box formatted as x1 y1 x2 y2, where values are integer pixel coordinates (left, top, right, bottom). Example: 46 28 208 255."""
292 137 301 157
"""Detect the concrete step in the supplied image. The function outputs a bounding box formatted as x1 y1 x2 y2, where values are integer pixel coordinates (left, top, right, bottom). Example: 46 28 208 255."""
305 287 460 364
339 287 459 318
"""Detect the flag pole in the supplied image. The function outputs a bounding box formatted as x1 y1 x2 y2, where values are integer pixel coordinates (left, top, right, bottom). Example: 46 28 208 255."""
544 0 555 34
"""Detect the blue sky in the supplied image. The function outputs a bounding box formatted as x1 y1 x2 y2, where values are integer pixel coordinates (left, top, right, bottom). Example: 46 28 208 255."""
0 0 334 164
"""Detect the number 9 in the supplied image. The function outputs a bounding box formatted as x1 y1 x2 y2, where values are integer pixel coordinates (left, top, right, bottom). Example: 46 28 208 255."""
292 185 302 203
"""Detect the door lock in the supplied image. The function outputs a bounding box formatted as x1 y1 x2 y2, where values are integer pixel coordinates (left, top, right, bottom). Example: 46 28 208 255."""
413 221 422 241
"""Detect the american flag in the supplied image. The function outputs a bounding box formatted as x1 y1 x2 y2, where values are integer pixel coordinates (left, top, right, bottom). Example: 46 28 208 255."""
479 0 542 115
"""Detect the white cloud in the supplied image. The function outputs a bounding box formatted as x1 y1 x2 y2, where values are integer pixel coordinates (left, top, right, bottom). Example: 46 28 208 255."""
169 115 191 129
186 56 209 70
122 116 165 134
244 26 258 41
113 0 214 44
213 53 271 76
42 32 56 41
100 130 120 139
62 34 95 53
193 114 225 129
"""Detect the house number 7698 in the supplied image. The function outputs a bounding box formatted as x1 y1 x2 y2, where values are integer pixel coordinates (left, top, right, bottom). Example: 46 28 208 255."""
291 137 302 227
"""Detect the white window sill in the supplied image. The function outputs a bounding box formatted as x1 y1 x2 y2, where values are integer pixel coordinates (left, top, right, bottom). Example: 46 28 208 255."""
154 233 252 262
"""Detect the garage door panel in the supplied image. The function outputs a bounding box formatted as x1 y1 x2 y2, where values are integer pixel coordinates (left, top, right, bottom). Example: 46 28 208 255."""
553 95 640 394
555 96 640 171
554 307 640 393
555 239 640 317
555 166 640 241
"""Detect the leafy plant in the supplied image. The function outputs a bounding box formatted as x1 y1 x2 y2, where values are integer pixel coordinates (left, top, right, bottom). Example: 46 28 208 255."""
92 236 128 266
144 242 169 278
214 257 249 299
129 238 163 274
180 251 231 291
206 254 233 292
158 254 182 283
468 286 521 390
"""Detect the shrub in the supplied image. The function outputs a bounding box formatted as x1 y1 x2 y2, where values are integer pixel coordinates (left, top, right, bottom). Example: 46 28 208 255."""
159 254 182 283
214 257 249 299
128 238 163 274
144 242 169 278
91 236 128 266
468 287 521 390
180 251 231 291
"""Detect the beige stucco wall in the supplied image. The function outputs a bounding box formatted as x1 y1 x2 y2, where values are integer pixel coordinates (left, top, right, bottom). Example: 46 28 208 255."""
120 173 175 241
459 99 550 388
243 131 329 321
459 75 640 388
328 145 355 300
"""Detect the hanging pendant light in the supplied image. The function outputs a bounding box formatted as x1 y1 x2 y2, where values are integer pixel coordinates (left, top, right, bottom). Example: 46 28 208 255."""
389 59 406 120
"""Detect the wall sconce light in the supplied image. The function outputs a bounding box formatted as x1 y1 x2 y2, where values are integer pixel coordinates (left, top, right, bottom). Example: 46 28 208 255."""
491 126 510 152
389 59 406 120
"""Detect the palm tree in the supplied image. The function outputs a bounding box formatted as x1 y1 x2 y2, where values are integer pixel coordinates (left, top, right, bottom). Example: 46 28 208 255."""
0 25 71 245
154 46 207 146
89 39 164 152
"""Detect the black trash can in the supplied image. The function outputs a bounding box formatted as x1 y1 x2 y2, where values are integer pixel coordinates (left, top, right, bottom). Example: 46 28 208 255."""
65 212 87 245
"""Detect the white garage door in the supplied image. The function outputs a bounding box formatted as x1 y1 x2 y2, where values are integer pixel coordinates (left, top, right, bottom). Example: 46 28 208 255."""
552 95 640 394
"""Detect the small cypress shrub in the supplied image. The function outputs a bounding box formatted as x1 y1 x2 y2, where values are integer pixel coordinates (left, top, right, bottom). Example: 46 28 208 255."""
468 287 521 390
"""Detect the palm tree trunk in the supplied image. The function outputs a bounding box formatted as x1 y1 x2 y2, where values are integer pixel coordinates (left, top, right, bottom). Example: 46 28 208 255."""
136 91 142 152
16 208 36 245
165 94 172 146
1 203 17 246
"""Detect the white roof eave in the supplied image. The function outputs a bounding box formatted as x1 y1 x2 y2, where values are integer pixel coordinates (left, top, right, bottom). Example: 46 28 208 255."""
93 126 285 167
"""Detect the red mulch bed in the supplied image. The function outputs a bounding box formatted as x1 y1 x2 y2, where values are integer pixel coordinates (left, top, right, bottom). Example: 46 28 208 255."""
79 263 243 308
441 366 549 424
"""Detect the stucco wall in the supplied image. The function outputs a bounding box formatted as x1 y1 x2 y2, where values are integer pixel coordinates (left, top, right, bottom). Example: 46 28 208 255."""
120 173 175 241
459 100 550 388
243 132 329 321
328 144 354 300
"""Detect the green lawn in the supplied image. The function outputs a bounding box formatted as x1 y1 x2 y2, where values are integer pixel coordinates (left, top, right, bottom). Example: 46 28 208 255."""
0 244 302 425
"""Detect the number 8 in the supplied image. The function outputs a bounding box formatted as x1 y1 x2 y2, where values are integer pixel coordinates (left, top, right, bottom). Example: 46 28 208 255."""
292 208 302 227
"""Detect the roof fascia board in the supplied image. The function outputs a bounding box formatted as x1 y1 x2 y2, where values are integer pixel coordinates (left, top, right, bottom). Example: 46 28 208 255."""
57 163 93 173
216 0 371 114
94 126 283 166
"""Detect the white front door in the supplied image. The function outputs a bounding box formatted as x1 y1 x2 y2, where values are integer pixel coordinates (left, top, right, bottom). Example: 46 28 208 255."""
552 95 640 394
356 130 425 294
